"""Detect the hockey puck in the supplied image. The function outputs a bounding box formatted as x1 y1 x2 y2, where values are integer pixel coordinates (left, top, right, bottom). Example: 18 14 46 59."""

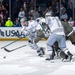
3 56 6 59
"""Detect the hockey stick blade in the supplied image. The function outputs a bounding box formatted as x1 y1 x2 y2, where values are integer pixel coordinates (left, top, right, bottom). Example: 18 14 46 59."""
4 48 12 52
1 37 22 49
4 44 27 52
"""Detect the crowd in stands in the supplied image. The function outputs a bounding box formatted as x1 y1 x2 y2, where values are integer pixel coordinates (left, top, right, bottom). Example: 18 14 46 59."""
0 0 75 27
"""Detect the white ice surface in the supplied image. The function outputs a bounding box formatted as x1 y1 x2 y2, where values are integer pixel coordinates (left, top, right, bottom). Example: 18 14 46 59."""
0 40 75 75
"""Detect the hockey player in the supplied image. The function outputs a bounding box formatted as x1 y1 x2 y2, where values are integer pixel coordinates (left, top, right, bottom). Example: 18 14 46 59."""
45 11 73 61
33 16 75 61
20 17 45 57
54 21 75 56
61 21 75 45
35 17 75 46
34 17 75 60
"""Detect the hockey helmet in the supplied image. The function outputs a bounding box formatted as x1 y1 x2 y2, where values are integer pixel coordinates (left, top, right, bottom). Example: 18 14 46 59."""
20 17 27 23
45 11 52 17
20 17 28 26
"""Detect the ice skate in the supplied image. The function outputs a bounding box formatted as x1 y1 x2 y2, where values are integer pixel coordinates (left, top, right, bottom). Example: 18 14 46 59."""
40 47 45 55
38 53 43 57
60 51 69 62
61 51 73 62
67 51 73 61
45 54 54 63
37 48 43 57
62 55 68 62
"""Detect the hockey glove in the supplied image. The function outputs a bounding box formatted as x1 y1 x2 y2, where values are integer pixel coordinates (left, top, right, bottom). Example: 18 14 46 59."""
44 30 51 38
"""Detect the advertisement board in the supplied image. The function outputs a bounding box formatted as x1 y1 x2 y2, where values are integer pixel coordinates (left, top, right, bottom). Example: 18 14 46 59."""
0 26 75 40
0 27 27 40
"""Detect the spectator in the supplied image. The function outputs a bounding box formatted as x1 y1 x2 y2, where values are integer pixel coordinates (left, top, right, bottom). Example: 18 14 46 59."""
12 0 20 21
61 0 67 9
51 0 57 16
14 18 21 27
28 15 34 22
60 4 66 16
5 17 14 27
67 0 73 9
29 0 34 9
43 8 49 17
4 10 9 20
0 16 1 26
23 1 27 11
55 5 60 17
63 18 67 22
18 7 25 21
0 1 5 12
67 2 73 20
0 11 4 20
0 0 75 27
32 10 39 20
27 11 31 20
68 17 73 22
60 11 68 20
55 1 60 17
1 19 5 27
37 6 43 17
68 17 74 27
30 7 34 16
73 21 75 26
4 3 9 12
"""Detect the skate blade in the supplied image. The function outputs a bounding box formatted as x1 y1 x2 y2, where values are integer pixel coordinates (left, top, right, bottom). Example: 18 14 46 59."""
62 58 73 62
45 59 54 63
50 60 54 63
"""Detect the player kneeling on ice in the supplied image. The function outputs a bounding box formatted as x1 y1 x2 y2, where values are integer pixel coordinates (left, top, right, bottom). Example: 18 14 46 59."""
45 11 73 62
20 17 45 57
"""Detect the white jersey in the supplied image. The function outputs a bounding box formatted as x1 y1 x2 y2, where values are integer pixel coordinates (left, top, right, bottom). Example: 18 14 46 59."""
45 16 65 35
35 17 44 30
21 20 37 38
28 20 37 27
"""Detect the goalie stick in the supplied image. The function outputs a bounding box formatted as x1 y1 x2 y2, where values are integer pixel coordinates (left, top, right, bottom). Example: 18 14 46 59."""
4 44 27 52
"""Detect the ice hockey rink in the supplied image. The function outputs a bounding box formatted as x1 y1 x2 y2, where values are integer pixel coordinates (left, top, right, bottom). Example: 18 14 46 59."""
0 40 75 75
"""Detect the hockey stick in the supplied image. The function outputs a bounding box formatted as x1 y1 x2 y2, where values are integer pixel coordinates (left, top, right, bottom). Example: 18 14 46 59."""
38 23 47 33
1 37 22 49
35 18 46 33
4 44 27 52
